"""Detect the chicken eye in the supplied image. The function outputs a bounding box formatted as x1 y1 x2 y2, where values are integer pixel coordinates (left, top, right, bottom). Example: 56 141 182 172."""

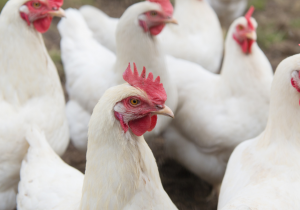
130 99 140 106
237 25 245 30
32 2 41 9
150 11 158 16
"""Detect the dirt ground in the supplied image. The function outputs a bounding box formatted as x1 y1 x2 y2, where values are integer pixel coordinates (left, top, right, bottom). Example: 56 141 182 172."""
1 0 299 209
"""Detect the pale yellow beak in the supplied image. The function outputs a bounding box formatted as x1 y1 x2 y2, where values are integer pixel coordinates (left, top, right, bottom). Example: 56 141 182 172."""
48 8 66 18
152 105 175 118
164 17 178 25
245 31 257 41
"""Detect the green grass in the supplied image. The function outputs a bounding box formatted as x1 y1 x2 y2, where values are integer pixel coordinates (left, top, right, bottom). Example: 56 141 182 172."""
0 0 7 11
248 0 267 10
257 24 287 49
290 18 300 28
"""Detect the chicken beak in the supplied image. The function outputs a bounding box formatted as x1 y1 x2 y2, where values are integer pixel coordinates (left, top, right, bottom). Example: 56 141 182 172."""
245 31 257 41
164 17 178 25
48 8 66 18
152 105 175 118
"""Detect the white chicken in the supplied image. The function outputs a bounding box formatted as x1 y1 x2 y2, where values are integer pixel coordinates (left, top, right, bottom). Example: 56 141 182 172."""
0 0 68 209
80 0 224 73
162 7 273 190
207 0 248 27
218 54 300 210
159 0 223 73
17 65 177 210
59 0 178 152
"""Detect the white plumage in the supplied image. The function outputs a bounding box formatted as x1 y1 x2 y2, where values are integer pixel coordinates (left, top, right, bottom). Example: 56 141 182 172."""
80 5 118 53
17 81 177 210
59 2 178 152
207 0 248 27
159 0 224 73
80 0 224 73
162 15 273 188
0 0 69 209
218 54 300 210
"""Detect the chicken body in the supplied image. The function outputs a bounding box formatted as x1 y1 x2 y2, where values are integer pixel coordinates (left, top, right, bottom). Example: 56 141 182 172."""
59 2 178 152
80 0 223 73
0 0 69 209
163 16 273 186
207 0 248 27
218 54 300 210
17 80 177 210
159 0 223 73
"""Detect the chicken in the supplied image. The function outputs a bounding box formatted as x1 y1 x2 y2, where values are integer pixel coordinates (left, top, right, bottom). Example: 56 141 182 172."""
80 0 224 73
79 5 118 53
218 54 300 210
159 0 223 73
0 0 69 209
162 7 273 190
207 0 248 28
17 65 177 210
58 0 178 152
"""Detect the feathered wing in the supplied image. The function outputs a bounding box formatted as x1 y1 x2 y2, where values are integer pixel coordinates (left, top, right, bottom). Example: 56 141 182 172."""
80 5 118 53
0 102 27 210
58 8 117 113
17 126 84 210
65 100 90 153
58 8 117 150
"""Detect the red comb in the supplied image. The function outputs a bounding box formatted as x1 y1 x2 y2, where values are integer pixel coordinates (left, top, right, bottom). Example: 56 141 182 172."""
147 0 174 16
245 6 255 30
48 0 64 8
123 63 167 105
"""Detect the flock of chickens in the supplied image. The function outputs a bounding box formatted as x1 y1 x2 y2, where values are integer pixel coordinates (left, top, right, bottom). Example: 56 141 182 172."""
1 0 300 209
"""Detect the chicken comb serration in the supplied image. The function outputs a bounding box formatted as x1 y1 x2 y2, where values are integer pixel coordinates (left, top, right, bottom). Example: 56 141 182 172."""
245 6 255 30
123 63 167 104
147 0 174 16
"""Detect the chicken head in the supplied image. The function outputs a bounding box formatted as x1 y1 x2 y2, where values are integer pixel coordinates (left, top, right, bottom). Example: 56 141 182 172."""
138 0 177 35
114 63 174 136
19 0 65 33
233 6 257 54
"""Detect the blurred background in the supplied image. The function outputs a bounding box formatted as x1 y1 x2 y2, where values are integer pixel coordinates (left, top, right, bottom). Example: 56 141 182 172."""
1 0 299 209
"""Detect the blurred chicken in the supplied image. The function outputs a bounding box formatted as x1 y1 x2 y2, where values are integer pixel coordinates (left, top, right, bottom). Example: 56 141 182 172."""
159 0 223 73
17 65 177 210
0 0 69 209
80 0 224 73
163 7 273 191
218 54 300 210
207 0 248 28
58 0 178 152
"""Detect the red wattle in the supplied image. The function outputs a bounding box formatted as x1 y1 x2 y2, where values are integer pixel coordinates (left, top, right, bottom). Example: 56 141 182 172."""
33 16 53 33
129 114 157 136
150 24 166 36
148 115 157 132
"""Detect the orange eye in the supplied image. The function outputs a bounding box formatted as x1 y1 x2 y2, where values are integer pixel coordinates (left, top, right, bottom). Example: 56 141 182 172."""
237 25 245 30
150 11 158 16
130 99 140 106
32 2 41 8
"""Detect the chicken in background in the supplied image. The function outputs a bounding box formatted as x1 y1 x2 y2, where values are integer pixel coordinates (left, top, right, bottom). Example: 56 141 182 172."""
218 54 300 210
58 0 178 153
159 0 223 73
0 0 69 209
17 65 177 210
80 0 224 73
207 0 248 28
162 6 273 195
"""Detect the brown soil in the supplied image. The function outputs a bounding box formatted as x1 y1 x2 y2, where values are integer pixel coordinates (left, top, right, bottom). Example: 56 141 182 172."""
41 0 300 209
